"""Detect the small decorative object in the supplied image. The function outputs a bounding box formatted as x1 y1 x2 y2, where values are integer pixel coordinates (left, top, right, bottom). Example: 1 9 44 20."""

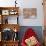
2 10 9 15
23 8 37 19
9 10 17 15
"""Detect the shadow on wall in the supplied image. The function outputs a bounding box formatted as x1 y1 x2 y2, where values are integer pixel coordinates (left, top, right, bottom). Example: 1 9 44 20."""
18 26 43 44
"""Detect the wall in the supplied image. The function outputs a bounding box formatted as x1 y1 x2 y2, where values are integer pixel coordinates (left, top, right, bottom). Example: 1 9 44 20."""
19 0 44 26
0 0 44 26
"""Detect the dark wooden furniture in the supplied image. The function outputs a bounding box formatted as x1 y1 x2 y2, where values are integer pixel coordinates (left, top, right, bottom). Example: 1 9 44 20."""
0 24 20 46
0 7 19 46
0 24 19 31
0 7 19 24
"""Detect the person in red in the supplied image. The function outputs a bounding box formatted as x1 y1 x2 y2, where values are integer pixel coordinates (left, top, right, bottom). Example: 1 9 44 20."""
21 28 41 46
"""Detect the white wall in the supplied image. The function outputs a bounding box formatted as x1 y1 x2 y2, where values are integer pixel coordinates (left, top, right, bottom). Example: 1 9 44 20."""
0 0 44 26
19 0 44 26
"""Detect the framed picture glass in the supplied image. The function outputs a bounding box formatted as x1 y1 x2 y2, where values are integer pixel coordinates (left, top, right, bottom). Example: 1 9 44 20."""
2 10 9 15
23 8 37 19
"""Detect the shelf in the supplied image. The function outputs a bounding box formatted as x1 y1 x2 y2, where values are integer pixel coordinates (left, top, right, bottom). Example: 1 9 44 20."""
0 7 19 46
2 40 19 43
2 40 19 46
0 24 20 31
0 7 19 24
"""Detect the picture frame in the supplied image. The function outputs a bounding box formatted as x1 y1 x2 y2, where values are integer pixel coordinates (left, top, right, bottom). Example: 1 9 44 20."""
2 10 9 15
23 8 37 19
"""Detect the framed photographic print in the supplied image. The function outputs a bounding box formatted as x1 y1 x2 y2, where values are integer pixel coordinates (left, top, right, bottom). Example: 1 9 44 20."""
2 10 9 15
23 8 37 19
